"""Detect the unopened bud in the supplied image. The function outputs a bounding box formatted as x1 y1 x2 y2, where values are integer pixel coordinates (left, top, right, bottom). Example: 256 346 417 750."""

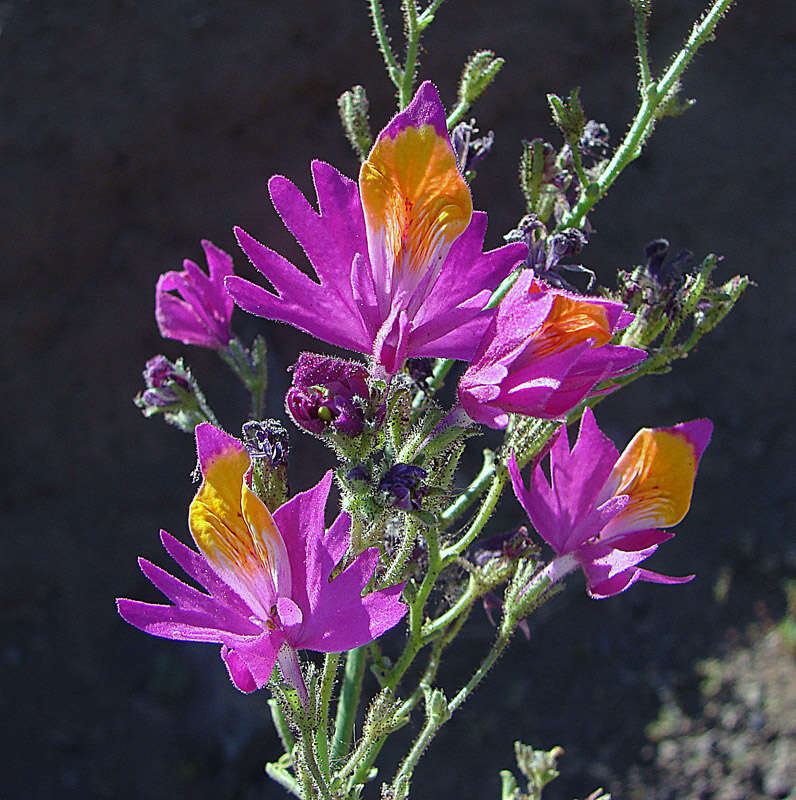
458 50 504 105
338 85 373 162
547 88 586 143
379 464 428 511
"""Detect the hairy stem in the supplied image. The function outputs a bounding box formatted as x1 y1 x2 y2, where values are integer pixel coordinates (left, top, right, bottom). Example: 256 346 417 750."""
332 647 367 761
557 0 736 231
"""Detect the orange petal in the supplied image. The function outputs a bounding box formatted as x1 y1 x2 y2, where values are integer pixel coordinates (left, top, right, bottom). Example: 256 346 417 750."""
600 427 701 536
360 123 472 285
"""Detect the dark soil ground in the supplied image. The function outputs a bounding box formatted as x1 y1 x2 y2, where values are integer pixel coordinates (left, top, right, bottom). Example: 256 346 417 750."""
2 1 794 798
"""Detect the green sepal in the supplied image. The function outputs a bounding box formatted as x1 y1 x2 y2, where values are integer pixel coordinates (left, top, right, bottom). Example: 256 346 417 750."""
338 85 373 162
547 87 586 143
459 49 504 105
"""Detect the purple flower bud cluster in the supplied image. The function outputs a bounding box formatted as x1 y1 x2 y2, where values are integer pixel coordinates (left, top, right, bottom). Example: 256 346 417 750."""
286 353 380 438
140 355 190 407
379 464 428 511
242 419 289 468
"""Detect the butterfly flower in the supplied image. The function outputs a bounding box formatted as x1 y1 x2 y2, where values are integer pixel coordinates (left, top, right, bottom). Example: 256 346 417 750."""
225 82 525 375
117 424 407 698
509 408 712 598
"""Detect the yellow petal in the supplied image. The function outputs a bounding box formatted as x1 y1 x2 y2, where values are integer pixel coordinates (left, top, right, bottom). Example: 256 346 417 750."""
603 428 700 534
360 124 472 280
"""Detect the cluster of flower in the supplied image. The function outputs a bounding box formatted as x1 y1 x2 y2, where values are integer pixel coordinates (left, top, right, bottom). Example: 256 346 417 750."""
119 83 711 698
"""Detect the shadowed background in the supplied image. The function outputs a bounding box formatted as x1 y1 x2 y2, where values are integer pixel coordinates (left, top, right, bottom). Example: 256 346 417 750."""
2 1 794 797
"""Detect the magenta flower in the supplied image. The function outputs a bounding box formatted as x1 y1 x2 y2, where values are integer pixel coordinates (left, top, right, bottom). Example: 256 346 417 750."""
225 82 526 375
458 271 646 427
156 239 235 349
117 424 406 697
509 408 712 599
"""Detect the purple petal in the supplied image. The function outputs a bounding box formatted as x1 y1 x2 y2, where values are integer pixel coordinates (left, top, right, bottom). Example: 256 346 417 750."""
228 228 370 353
221 629 285 692
194 422 246 475
272 471 336 619
137 557 259 635
117 598 238 643
378 80 448 141
159 531 252 617
270 161 368 308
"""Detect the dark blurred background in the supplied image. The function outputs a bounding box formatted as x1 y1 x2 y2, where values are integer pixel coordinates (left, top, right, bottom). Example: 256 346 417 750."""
2 1 794 798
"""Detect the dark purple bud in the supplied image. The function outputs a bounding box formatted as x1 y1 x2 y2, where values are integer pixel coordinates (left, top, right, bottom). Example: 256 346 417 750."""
379 463 428 511
140 355 189 406
286 352 372 438
505 214 548 272
545 228 588 269
645 238 694 288
242 419 289 467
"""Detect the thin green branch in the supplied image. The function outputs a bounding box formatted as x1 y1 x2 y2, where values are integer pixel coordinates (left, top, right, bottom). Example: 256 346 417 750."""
315 653 339 777
557 0 736 231
631 0 653 91
447 632 511 715
440 448 496 528
332 647 367 761
441 465 508 562
369 0 403 87
385 526 442 690
418 0 447 28
400 0 421 108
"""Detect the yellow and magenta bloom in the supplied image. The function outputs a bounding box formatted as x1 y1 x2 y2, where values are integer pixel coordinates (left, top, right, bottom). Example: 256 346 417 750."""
458 271 646 426
509 408 712 598
117 424 406 696
225 82 525 375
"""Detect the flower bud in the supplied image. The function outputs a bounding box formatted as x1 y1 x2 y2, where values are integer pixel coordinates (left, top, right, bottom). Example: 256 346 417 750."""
379 464 428 511
140 355 189 406
458 50 504 106
135 355 208 432
337 85 373 162
286 353 378 438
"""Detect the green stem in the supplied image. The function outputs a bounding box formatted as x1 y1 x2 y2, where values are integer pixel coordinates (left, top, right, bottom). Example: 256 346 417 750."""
557 0 736 231
380 519 419 588
399 1 421 109
447 632 511 715
391 693 447 795
266 762 303 798
441 465 507 562
631 0 652 91
332 646 367 761
368 0 402 88
316 653 339 777
385 526 442 690
299 728 333 800
440 448 496 528
422 574 479 639
417 0 446 28
445 100 470 131
268 697 295 755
